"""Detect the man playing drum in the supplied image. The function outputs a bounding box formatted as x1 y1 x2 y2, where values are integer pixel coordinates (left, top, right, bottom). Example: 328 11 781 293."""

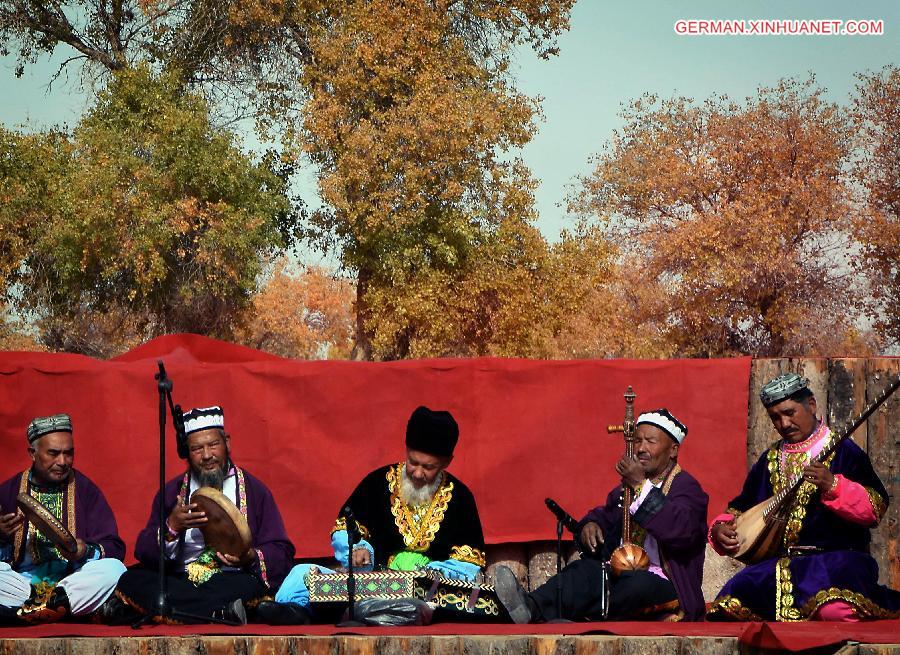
494 409 709 622
707 374 900 621
0 414 126 624
111 406 295 624
269 406 486 623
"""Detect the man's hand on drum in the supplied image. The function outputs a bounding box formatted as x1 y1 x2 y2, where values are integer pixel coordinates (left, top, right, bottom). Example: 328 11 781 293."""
0 508 24 541
216 549 255 567
710 520 739 554
351 546 371 567
167 502 207 534
579 521 604 554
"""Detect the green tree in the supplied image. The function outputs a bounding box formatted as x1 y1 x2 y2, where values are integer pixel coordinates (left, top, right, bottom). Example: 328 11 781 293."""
2 65 297 352
293 0 576 359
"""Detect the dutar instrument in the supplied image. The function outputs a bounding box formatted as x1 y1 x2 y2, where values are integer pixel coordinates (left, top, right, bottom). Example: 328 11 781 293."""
732 374 900 564
606 385 650 576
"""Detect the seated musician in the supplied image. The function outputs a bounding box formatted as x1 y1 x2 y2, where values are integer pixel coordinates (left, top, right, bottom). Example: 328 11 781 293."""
110 406 295 624
495 409 708 622
268 406 486 623
707 374 900 621
0 414 126 624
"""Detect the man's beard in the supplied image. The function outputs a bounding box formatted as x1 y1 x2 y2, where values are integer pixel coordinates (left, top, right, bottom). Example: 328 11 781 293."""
400 466 442 507
196 461 229 490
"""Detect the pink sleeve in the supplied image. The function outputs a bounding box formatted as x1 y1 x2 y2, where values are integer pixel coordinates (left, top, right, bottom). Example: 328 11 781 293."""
821 475 878 526
707 512 735 555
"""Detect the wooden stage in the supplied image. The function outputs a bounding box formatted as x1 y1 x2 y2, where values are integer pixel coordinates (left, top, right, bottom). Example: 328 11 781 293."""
2 621 900 655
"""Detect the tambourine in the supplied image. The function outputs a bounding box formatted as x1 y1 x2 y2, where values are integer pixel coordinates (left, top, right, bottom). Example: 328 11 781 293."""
16 492 78 553
190 487 252 558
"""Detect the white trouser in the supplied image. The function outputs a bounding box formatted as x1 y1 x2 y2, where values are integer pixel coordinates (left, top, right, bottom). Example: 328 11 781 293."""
0 559 127 615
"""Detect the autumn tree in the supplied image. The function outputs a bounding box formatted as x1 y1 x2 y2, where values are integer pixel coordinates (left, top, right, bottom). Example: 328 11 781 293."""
852 66 900 349
293 0 576 359
570 78 868 357
1 65 297 352
239 258 355 359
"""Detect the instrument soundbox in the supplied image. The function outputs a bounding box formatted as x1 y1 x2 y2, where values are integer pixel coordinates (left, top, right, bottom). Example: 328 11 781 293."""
732 374 900 564
16 493 78 554
190 487 252 559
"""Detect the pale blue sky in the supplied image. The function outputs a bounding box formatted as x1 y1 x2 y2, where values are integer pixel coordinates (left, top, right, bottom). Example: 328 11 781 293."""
2 0 898 241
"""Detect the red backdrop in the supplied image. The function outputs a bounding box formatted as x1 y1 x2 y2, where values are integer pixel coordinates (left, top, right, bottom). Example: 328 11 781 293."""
0 334 751 561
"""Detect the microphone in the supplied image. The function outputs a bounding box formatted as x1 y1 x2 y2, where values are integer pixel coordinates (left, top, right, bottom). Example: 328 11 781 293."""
341 505 360 545
545 498 581 535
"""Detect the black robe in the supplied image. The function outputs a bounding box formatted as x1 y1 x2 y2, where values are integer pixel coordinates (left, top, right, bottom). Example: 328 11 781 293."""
337 463 486 569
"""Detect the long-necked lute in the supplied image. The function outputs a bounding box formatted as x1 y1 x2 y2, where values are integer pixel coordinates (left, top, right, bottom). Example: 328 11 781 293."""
732 374 900 564
606 385 650 576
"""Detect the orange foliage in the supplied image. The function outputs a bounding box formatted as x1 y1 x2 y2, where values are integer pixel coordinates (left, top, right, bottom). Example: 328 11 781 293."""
239 258 355 359
852 66 900 349
571 78 872 357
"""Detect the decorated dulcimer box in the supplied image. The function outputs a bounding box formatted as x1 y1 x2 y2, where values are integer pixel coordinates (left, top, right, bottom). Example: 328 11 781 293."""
305 567 502 618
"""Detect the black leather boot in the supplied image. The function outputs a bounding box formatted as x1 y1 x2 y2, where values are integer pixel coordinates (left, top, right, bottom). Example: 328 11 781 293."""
254 600 312 625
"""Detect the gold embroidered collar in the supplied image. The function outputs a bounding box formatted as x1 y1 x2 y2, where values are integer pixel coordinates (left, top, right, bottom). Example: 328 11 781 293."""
387 463 454 552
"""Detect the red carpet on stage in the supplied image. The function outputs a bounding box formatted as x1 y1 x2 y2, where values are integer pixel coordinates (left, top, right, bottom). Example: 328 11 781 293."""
0 335 751 560
1 619 898 651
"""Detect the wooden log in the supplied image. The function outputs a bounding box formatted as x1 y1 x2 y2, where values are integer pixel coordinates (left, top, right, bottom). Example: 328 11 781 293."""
747 359 784 469
527 541 558 590
827 358 868 451
866 358 900 589
484 543 527 588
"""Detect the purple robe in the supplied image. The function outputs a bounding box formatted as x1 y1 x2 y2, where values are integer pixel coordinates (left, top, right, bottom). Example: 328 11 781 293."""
707 437 900 621
579 466 709 621
0 469 125 566
133 467 294 588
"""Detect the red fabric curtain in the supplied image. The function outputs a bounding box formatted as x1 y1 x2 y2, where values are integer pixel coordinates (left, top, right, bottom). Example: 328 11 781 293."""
0 334 751 560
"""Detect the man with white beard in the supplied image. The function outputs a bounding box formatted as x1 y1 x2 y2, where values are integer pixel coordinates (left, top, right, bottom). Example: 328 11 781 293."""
267 406 485 623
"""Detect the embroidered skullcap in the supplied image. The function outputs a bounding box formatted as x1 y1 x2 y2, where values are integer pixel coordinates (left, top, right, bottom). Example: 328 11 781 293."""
182 406 225 436
405 406 459 457
636 409 687 444
759 373 811 407
27 414 73 443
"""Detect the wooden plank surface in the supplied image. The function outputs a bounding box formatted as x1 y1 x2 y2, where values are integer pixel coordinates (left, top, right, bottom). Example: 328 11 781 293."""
865 359 900 588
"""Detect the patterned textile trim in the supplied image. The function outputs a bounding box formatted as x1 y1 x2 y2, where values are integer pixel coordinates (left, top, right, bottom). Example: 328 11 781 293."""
387 463 454 552
449 545 486 567
782 451 835 549
65 472 76 545
331 516 371 541
115 589 184 625
661 464 681 495
28 488 65 564
864 486 887 522
775 556 803 621
797 587 900 620
706 595 765 621
12 472 28 564
255 548 268 587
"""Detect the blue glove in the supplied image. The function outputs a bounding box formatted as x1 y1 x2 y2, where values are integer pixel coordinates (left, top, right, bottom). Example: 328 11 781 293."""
331 530 375 571
425 559 480 582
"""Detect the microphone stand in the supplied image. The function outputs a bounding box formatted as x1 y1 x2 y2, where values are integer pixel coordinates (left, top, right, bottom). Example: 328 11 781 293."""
337 506 363 626
131 361 239 628
555 517 564 620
